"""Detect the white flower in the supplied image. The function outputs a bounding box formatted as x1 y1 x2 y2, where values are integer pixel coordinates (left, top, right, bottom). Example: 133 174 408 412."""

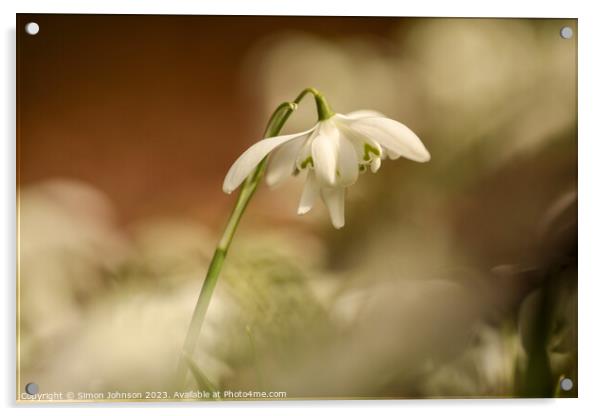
223 110 430 229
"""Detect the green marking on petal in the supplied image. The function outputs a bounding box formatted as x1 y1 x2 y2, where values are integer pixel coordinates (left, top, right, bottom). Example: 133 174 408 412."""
300 156 314 169
363 143 381 161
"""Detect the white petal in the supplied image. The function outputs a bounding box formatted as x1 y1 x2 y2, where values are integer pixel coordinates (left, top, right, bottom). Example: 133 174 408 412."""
321 187 346 229
336 136 359 186
297 170 319 215
342 109 385 119
266 136 306 187
349 117 430 163
336 119 383 164
370 157 382 173
223 127 315 193
295 135 315 170
311 122 339 186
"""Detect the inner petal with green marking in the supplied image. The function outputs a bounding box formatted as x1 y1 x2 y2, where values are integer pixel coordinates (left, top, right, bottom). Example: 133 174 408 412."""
363 143 381 161
300 156 314 169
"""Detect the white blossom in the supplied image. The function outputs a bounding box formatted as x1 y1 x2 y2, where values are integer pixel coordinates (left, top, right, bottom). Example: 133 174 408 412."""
223 110 430 229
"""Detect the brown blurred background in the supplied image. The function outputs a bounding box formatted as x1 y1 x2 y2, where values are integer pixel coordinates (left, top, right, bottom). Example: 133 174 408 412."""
18 14 411 225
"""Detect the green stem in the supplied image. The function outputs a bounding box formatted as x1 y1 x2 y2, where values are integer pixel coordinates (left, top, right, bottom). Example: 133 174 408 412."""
294 87 334 121
175 100 298 387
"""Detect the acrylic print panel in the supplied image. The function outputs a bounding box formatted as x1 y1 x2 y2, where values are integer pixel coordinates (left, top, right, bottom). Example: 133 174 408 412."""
16 14 577 402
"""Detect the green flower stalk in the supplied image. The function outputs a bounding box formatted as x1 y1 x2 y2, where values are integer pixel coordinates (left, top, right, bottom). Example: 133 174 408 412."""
175 100 299 386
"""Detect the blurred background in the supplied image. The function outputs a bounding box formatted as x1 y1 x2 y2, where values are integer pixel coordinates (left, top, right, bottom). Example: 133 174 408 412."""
17 15 577 399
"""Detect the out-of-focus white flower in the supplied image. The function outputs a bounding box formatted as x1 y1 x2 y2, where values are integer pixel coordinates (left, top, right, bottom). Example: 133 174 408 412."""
223 110 430 229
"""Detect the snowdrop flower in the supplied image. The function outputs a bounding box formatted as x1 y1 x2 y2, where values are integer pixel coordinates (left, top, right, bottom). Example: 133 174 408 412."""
180 91 430 386
223 106 430 229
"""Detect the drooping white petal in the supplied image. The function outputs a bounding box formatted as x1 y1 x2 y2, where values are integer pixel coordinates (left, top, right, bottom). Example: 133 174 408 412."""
336 135 360 187
370 157 382 173
348 117 430 163
266 136 306 187
311 122 339 186
297 170 319 215
223 127 315 194
343 109 385 119
321 187 346 229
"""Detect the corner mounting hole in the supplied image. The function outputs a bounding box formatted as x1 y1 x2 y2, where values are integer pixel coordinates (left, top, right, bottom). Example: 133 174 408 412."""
25 22 39 35
560 26 573 39
560 377 574 391
25 382 39 395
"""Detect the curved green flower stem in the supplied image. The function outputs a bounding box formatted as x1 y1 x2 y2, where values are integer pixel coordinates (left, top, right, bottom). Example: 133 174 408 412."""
294 87 334 121
174 100 300 387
